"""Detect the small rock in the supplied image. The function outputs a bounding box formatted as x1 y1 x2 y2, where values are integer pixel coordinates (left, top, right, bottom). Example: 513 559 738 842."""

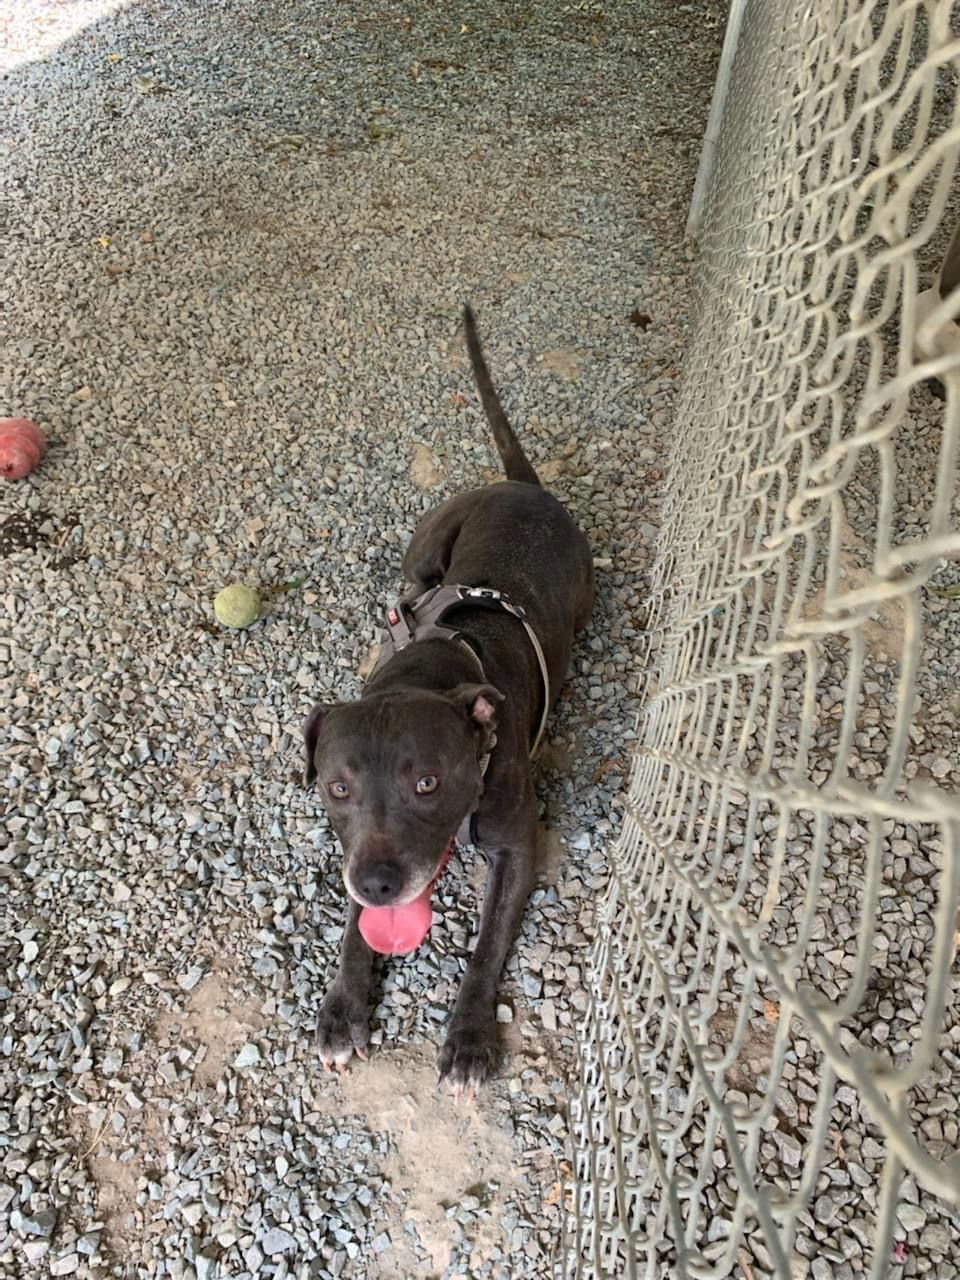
897 1203 926 1232
178 964 205 992
234 1043 262 1068
195 1251 218 1280
261 1228 297 1255
20 1208 57 1237
181 1202 203 1227
920 1224 951 1254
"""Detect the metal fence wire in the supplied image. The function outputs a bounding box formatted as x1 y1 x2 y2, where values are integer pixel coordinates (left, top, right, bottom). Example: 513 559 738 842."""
565 2 960 1277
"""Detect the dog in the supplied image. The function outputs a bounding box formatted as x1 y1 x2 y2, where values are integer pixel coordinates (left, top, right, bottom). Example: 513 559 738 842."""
303 305 595 1092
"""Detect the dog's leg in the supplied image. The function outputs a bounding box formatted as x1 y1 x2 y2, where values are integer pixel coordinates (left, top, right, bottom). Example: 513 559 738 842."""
401 493 470 591
316 898 376 1071
439 826 536 1096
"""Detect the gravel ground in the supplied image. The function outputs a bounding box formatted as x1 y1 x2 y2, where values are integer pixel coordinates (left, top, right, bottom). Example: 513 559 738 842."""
0 1 723 1277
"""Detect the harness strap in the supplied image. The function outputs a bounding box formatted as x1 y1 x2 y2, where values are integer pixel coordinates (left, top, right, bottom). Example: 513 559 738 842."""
369 584 552 845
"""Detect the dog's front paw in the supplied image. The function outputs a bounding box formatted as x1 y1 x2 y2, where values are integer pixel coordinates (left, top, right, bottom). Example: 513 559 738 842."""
316 984 370 1072
438 1018 499 1099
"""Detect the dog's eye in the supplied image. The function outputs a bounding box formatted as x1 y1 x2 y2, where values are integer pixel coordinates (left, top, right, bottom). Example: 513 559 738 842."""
415 775 439 795
328 781 350 800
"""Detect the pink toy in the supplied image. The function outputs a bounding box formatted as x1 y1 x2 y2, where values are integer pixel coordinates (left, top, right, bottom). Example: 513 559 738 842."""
0 418 46 480
358 840 454 955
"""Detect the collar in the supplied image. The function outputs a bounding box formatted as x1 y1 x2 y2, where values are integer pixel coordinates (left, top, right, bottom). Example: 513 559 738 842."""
368 583 551 845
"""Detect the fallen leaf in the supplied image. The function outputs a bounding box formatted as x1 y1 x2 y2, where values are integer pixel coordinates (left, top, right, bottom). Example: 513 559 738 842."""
266 132 307 150
410 442 442 490
106 52 122 63
629 309 652 330
927 583 960 599
135 74 172 96
544 1182 562 1207
140 230 153 243
762 1001 779 1023
537 459 569 484
357 642 381 680
105 264 126 277
96 236 111 250
460 22 471 33
366 122 395 143
592 758 622 785
449 391 467 408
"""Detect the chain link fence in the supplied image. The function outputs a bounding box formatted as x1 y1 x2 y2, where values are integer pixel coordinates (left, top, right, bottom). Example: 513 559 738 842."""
566 3 960 1276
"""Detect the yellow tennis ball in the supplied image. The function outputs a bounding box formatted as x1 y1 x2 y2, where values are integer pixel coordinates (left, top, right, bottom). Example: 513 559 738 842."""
214 584 260 628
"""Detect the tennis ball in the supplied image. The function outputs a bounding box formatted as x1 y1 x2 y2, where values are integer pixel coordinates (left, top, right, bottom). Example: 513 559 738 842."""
214 584 260 628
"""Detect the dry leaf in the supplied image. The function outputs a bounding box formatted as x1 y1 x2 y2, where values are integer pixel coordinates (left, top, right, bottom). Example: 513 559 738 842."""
592 758 622 785
96 236 111 250
357 642 381 680
629 309 652 330
762 1001 779 1023
449 391 467 408
410 442 442 490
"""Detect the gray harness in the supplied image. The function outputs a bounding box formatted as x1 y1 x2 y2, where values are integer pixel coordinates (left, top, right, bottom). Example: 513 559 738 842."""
369 584 551 846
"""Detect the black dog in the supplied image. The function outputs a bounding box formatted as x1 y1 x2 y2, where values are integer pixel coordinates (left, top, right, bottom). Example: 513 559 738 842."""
304 305 594 1092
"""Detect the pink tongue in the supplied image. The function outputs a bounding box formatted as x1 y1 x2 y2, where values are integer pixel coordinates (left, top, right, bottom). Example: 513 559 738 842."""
359 887 433 956
357 839 454 956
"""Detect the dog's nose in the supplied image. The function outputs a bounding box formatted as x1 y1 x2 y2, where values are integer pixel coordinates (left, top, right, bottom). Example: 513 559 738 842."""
354 861 403 906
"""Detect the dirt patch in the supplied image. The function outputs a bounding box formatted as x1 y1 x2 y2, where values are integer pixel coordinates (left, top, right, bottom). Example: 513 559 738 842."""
70 970 269 1260
153 971 268 1085
535 825 565 886
800 510 905 660
312 1044 519 1276
539 347 585 381
536 736 577 773
69 1116 143 1253
0 509 49 555
709 1008 777 1094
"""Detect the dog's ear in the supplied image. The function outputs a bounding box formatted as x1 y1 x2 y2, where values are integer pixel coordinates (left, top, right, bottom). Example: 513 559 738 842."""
445 683 505 736
303 703 338 786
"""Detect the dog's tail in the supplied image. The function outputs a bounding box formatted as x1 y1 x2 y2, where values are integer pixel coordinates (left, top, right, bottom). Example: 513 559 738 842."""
463 304 540 486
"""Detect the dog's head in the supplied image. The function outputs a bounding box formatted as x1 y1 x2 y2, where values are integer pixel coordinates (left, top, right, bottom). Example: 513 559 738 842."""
303 683 503 907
